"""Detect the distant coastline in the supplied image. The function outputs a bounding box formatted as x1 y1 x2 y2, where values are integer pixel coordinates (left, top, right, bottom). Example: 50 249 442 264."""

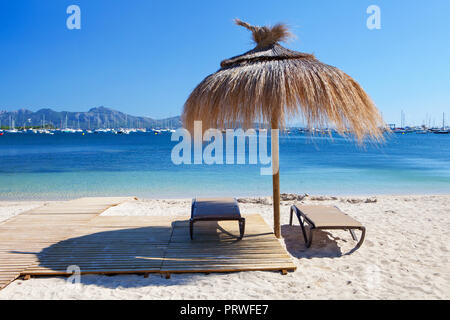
1 107 448 132
0 106 181 130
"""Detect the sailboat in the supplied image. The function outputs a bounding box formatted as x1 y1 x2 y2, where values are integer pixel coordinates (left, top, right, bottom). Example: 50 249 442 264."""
415 128 429 134
433 113 449 134
6 116 19 133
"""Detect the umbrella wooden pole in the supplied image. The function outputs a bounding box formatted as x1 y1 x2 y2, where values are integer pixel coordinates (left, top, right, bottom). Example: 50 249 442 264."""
271 120 281 238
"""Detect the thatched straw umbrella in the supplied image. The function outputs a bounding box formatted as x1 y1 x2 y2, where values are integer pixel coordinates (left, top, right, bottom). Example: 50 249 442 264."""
182 19 384 238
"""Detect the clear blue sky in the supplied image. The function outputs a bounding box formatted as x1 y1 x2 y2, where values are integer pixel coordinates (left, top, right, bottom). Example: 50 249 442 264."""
0 0 449 126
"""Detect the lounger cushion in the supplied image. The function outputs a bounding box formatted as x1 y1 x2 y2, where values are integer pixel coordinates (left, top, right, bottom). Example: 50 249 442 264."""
192 198 241 220
297 205 362 228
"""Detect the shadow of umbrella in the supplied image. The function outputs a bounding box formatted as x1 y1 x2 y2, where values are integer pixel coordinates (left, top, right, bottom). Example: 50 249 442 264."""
10 220 253 289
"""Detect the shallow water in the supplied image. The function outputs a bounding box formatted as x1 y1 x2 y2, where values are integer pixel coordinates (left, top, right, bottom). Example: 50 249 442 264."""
0 131 449 200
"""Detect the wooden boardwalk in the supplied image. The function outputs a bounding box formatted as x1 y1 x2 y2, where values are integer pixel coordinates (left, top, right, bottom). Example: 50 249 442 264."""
0 197 137 289
0 198 296 290
23 216 174 276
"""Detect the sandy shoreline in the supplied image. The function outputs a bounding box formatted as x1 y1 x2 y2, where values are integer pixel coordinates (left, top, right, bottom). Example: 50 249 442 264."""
0 194 449 300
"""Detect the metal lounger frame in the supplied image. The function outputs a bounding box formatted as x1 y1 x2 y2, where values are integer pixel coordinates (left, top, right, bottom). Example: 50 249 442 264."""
289 205 366 250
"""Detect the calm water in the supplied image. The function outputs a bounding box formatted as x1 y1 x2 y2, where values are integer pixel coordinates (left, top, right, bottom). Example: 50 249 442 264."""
0 131 449 200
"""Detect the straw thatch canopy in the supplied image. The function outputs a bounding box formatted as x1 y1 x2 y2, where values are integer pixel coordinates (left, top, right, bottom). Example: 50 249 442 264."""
182 19 384 142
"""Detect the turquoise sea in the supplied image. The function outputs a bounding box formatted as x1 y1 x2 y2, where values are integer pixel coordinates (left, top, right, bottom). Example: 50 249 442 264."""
0 131 449 200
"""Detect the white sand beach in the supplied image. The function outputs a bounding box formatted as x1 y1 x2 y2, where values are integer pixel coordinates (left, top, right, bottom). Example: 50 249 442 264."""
0 195 449 300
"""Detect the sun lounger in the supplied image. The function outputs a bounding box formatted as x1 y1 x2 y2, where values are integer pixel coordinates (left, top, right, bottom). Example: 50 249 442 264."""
190 198 245 240
289 205 366 250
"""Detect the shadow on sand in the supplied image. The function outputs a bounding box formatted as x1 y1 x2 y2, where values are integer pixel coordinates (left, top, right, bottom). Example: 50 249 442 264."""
10 220 252 288
281 224 348 258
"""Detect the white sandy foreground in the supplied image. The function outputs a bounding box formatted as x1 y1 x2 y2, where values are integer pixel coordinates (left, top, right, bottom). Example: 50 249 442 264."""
0 195 449 300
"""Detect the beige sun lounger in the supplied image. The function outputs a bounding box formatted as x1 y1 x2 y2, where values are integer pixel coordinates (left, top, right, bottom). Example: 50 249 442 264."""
289 205 366 250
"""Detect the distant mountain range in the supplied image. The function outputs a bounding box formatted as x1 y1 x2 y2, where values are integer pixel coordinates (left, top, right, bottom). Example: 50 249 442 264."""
0 107 181 129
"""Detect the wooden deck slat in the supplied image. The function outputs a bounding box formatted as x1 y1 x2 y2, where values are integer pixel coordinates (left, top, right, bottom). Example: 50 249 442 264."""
0 197 137 289
1 202 296 290
161 215 296 273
